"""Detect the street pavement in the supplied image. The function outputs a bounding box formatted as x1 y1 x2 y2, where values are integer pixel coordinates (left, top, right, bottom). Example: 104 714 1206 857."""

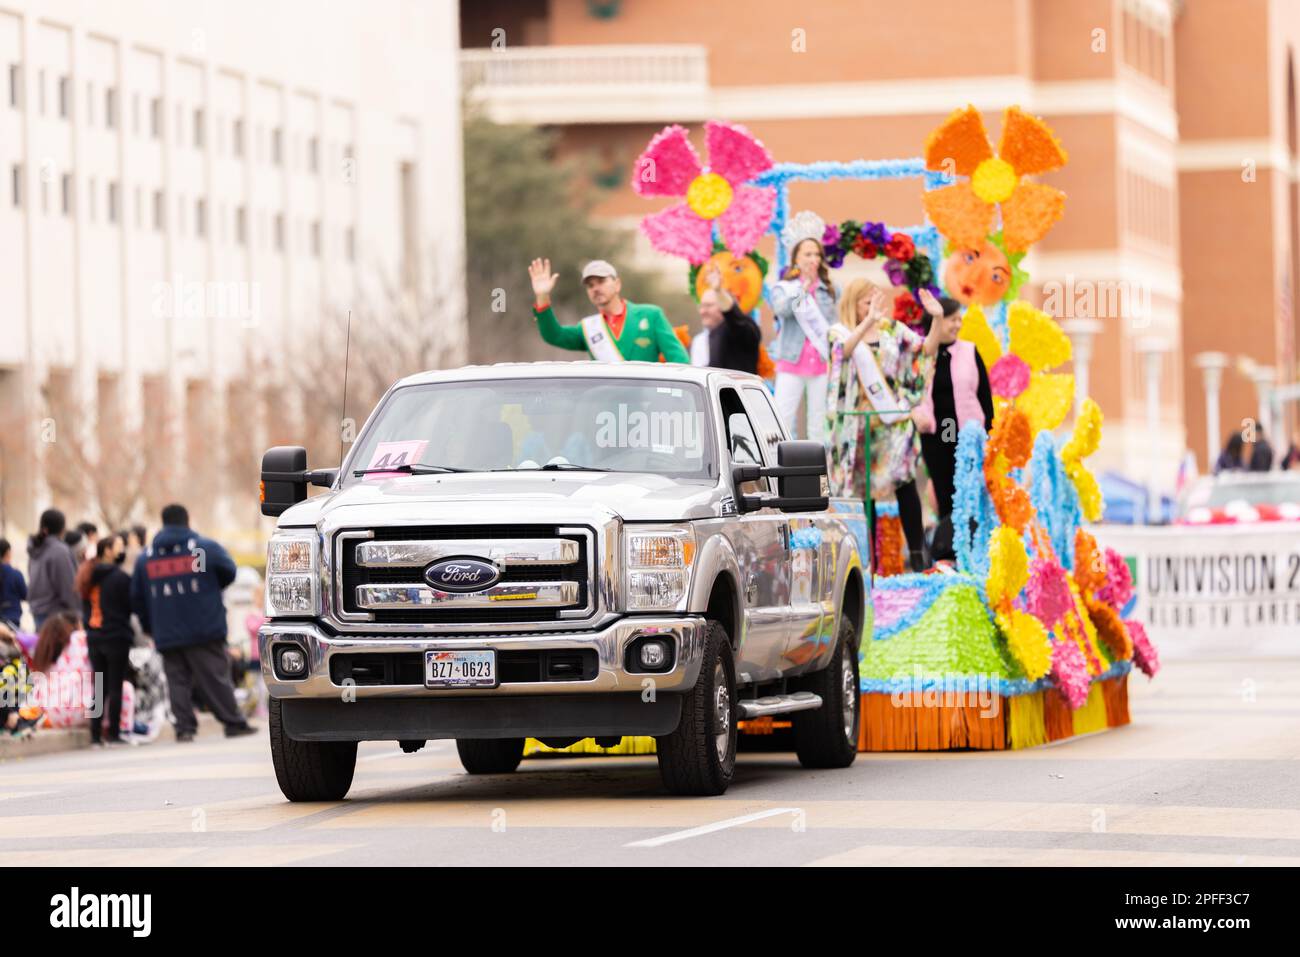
2 657 1298 866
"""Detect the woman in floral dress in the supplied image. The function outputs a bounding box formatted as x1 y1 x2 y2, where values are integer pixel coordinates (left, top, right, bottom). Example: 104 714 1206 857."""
826 278 940 571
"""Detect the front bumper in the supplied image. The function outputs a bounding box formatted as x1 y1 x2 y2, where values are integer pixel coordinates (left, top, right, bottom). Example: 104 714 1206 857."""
258 615 707 700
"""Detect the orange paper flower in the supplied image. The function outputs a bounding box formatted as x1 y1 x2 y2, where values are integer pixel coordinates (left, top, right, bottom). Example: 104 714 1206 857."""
923 105 1068 253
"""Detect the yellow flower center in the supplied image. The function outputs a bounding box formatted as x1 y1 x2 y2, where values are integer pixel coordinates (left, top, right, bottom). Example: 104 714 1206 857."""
685 172 733 220
971 157 1018 204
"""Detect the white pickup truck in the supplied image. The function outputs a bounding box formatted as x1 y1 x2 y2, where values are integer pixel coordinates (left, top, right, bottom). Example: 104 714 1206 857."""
258 362 870 797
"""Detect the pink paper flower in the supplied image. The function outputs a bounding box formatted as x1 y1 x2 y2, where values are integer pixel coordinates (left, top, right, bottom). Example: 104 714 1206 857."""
1126 619 1160 677
1026 558 1072 628
990 353 1032 399
1097 548 1133 609
1051 637 1091 709
632 121 776 264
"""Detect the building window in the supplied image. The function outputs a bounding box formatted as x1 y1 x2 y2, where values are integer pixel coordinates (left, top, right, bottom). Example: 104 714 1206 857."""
274 212 285 251
196 198 206 237
233 118 244 157
88 178 96 221
85 80 94 125
38 69 45 115
108 180 119 223
309 136 319 173
10 163 20 208
61 173 72 215
345 225 355 262
400 160 418 289
193 107 204 148
311 220 321 257
132 93 140 134
105 87 117 129
272 127 282 166
236 206 247 245
7 64 19 109
153 189 164 230
58 75 69 119
150 97 162 138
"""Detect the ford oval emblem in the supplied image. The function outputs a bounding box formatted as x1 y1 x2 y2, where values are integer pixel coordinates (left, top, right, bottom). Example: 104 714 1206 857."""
424 557 501 593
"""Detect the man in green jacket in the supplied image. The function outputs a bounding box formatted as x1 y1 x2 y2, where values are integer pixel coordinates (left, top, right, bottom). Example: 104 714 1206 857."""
528 257 689 363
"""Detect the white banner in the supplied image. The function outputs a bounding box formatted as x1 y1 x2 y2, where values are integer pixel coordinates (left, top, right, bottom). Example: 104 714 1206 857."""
1091 524 1300 659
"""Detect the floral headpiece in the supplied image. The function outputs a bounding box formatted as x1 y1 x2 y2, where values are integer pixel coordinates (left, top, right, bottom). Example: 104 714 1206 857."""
822 219 939 329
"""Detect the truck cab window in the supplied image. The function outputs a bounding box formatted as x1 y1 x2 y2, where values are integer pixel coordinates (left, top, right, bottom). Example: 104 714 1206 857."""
720 388 767 496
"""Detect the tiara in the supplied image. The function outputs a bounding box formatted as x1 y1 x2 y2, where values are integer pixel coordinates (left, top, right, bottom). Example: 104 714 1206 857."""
781 209 825 251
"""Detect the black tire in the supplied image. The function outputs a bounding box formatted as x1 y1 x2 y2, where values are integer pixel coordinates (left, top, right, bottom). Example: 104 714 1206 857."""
268 697 358 801
792 614 860 769
656 621 737 796
456 737 525 774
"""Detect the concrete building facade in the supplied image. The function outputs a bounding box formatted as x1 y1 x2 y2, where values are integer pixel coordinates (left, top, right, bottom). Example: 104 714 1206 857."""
1 0 466 547
462 0 1300 489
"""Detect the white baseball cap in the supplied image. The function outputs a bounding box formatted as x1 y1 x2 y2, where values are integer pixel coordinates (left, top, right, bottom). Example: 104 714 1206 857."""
581 260 618 280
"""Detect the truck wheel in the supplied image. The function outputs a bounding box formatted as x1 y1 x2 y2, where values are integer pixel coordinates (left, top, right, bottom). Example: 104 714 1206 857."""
656 621 736 796
268 697 357 801
456 737 525 774
792 615 860 769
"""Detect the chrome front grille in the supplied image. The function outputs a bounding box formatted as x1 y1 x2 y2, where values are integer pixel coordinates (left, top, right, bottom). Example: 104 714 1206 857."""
336 525 594 625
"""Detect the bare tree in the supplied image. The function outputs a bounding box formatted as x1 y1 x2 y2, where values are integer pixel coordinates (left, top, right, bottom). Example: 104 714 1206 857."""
282 249 468 472
38 379 176 531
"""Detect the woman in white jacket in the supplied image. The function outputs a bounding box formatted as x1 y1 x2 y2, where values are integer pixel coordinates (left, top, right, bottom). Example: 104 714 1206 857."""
768 211 839 443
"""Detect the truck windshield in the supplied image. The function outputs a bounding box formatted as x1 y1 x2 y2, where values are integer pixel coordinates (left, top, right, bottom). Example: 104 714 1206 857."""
344 377 715 483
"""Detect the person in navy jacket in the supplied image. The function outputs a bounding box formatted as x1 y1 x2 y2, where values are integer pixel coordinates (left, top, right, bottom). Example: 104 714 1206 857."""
130 504 256 742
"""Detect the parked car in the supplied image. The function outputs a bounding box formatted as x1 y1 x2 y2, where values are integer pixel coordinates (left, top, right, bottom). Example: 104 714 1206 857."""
1176 472 1300 525
257 362 871 798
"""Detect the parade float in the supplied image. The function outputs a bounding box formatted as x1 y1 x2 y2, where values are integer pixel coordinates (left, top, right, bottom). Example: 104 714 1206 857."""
527 107 1159 759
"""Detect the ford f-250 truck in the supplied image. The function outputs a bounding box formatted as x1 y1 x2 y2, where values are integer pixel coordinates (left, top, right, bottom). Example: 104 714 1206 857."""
258 362 871 798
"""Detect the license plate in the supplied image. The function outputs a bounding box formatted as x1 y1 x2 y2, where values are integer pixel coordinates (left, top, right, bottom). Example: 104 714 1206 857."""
424 649 497 688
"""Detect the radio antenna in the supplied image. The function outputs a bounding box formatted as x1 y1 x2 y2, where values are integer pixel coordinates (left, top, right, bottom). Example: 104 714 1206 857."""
338 308 353 469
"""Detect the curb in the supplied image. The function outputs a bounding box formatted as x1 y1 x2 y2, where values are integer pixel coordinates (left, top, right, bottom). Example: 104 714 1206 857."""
0 714 228 761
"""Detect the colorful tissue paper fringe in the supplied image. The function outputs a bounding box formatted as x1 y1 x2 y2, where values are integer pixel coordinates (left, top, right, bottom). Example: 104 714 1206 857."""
860 573 1132 751
614 114 1156 756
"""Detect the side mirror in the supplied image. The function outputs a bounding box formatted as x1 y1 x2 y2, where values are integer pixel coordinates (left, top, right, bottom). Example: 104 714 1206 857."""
775 440 827 510
260 446 337 517
732 439 828 514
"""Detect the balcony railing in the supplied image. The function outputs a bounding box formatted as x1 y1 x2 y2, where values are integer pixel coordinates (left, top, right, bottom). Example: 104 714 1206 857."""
461 44 709 124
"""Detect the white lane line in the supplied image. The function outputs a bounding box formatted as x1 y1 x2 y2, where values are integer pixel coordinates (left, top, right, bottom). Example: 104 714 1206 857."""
625 807 800 848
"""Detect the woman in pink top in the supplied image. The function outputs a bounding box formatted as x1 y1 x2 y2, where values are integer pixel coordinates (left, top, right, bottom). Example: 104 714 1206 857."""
769 227 839 443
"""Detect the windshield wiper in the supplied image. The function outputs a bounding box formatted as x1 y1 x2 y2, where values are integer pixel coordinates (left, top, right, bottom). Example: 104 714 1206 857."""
352 464 471 476
491 463 612 472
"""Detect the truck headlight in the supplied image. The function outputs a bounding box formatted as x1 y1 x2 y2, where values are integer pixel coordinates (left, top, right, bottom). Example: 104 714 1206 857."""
625 527 695 611
266 530 319 617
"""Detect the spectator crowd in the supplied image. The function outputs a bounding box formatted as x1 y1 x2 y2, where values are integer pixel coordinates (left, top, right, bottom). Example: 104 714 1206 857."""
1 504 262 748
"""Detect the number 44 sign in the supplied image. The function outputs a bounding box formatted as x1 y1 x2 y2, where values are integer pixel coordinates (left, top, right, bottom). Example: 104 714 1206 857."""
362 440 429 480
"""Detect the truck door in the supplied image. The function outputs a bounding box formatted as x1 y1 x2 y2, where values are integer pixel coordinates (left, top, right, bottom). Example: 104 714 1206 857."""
739 386 828 670
720 387 791 684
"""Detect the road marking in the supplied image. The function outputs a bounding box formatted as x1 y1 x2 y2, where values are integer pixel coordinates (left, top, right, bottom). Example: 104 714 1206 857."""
625 807 800 848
